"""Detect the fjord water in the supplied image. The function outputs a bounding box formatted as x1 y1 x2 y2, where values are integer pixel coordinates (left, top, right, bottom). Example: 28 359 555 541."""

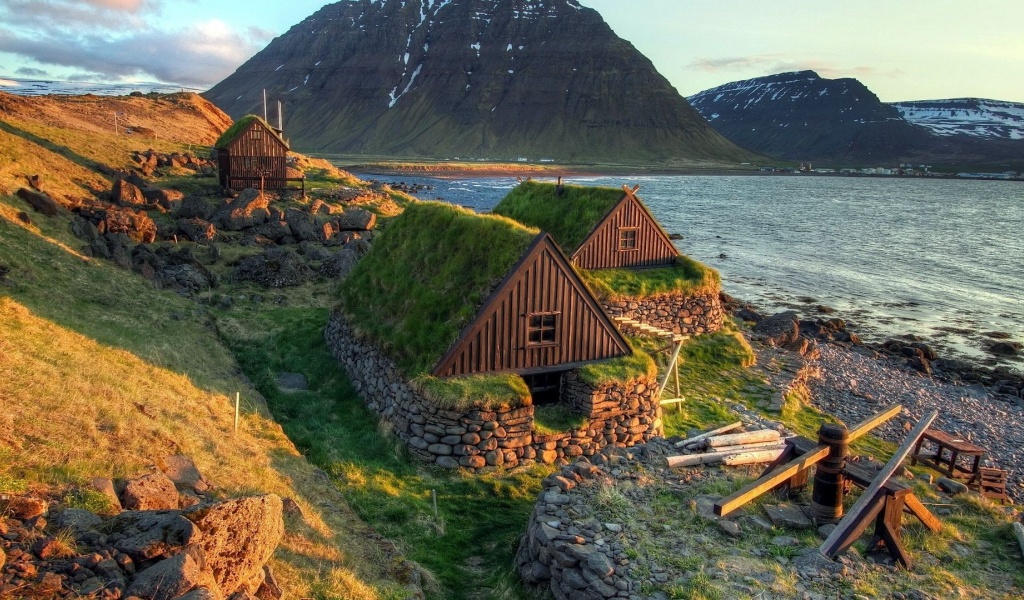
362 173 1023 366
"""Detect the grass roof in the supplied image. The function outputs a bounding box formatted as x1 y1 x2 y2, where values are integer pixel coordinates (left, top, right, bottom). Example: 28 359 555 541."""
491 181 625 252
214 114 286 149
580 255 721 301
340 201 539 377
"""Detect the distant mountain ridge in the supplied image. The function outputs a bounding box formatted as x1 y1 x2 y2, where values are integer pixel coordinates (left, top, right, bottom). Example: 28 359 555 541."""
688 70 1023 167
204 0 753 165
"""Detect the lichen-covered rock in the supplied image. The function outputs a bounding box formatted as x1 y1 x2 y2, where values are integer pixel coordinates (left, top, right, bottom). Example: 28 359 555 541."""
177 195 216 220
284 208 321 242
109 510 200 561
162 454 212 494
183 495 284 597
112 179 147 206
215 189 270 231
178 218 218 242
121 471 179 511
16 187 64 216
753 311 801 347
124 549 219 600
7 496 47 520
334 208 376 231
233 248 313 288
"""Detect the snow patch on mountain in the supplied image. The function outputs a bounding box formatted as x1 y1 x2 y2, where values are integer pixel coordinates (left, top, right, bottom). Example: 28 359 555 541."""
891 99 1024 140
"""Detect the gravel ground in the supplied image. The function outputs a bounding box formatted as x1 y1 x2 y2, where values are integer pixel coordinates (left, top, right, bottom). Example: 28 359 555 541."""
808 342 1024 502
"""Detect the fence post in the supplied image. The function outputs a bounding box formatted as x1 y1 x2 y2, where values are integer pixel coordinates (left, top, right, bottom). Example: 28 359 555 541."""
810 423 849 522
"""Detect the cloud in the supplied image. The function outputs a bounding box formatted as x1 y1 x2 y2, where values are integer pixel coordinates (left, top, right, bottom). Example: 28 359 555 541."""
14 66 49 76
0 0 161 30
0 17 265 87
689 55 903 81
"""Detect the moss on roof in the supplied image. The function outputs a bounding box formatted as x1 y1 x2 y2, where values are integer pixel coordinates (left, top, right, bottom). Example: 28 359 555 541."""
340 201 539 377
491 181 625 252
214 114 287 150
580 255 721 301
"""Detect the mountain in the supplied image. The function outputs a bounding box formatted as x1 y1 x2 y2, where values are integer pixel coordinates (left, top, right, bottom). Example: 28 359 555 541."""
204 0 752 165
688 71 1024 167
686 70 939 164
892 98 1024 141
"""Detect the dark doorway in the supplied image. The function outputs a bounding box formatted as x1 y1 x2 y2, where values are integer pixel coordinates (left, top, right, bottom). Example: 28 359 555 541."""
522 371 564 406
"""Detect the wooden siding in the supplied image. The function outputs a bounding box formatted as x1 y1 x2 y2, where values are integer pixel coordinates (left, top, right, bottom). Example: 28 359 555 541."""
433 235 631 377
218 120 289 190
573 193 679 270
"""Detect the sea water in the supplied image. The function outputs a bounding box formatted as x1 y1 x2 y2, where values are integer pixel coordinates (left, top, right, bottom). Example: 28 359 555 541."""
354 172 1024 368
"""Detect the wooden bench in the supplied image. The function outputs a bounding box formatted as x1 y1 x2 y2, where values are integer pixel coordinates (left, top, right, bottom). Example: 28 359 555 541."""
911 428 985 486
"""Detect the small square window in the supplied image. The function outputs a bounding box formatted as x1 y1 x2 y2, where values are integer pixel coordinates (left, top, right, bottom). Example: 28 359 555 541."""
619 228 638 250
527 313 558 346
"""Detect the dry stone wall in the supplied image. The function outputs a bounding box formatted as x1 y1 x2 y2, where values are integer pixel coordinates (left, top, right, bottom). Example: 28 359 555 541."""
325 312 663 471
601 291 725 336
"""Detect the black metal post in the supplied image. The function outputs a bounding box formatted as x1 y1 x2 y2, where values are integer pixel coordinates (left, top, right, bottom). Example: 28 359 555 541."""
811 422 850 523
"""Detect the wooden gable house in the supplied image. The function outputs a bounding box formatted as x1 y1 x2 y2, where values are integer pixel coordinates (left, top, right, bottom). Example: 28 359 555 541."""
492 181 679 270
340 202 631 400
215 115 290 190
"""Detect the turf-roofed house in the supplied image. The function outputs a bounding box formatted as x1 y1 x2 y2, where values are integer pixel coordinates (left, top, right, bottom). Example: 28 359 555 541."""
325 202 663 470
215 115 297 191
492 181 725 337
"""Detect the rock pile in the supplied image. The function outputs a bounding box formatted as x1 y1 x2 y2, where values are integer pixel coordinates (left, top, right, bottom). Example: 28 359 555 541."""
0 457 284 599
131 150 214 178
601 292 725 337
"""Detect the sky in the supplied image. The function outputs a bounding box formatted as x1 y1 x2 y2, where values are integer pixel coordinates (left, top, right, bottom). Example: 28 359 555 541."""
0 0 1022 102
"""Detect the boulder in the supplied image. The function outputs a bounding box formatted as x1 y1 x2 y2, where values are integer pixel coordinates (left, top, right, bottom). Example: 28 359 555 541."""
989 342 1021 356
284 208 321 242
183 495 284 597
319 249 359 279
53 508 102 532
162 455 212 494
122 471 180 511
16 187 64 216
178 218 218 243
177 196 216 220
334 208 376 231
255 565 282 600
250 220 292 243
109 510 200 561
216 189 270 230
0 546 5 570
7 496 47 519
753 311 800 347
113 178 147 206
124 549 219 600
233 248 313 288
144 187 186 211
96 206 157 244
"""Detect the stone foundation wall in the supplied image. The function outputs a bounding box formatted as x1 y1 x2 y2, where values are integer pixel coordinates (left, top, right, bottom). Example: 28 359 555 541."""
325 312 662 471
601 291 725 336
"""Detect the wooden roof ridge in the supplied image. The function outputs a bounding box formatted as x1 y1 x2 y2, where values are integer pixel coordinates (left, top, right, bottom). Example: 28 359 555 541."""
572 184 680 262
214 114 289 150
431 232 632 377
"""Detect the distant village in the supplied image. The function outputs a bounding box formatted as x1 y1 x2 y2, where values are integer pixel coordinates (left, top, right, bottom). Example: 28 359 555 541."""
759 163 1024 180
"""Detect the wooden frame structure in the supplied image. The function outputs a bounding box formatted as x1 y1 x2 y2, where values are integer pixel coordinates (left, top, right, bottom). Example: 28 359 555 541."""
433 233 632 378
572 185 680 270
714 407 944 570
216 116 305 191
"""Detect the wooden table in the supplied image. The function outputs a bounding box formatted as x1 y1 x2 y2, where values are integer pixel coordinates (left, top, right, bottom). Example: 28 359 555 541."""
911 428 986 485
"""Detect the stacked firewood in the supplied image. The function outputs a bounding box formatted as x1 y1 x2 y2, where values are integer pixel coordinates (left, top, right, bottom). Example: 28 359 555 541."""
667 422 790 468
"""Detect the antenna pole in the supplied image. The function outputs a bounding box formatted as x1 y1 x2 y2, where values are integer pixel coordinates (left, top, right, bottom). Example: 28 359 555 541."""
278 101 283 131
263 89 268 122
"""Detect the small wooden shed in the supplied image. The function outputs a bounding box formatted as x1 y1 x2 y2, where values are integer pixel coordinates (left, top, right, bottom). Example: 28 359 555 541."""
340 202 632 401
492 181 680 270
214 115 290 190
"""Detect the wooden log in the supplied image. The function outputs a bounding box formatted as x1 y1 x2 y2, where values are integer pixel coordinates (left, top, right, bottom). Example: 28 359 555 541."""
711 440 788 454
722 449 786 466
707 430 782 448
667 446 776 468
848 404 903 442
1013 522 1024 560
820 409 938 558
714 444 831 517
674 421 744 448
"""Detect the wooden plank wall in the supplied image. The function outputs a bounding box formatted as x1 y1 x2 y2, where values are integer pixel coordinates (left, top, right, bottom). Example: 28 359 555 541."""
436 242 629 377
573 195 678 269
220 122 288 189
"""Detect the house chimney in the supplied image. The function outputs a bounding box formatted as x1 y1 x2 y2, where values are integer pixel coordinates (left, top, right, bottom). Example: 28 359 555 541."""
262 89 268 123
278 101 283 132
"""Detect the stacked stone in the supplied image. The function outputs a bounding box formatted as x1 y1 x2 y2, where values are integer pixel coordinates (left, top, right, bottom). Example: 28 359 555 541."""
516 460 632 600
325 312 663 472
602 292 725 336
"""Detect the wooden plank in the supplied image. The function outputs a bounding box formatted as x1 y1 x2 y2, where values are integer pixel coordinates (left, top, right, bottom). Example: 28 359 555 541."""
707 430 782 448
714 444 831 516
825 486 889 559
711 440 788 454
903 494 941 532
821 409 938 558
877 497 914 570
674 421 744 448
721 448 786 466
847 404 903 442
657 341 684 397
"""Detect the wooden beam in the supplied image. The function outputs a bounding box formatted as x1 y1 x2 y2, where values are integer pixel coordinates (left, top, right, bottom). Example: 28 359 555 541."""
657 341 684 397
674 421 743 448
903 493 941 533
714 444 831 516
711 440 788 454
707 430 782 448
721 448 786 466
822 487 889 559
821 409 938 558
848 404 903 442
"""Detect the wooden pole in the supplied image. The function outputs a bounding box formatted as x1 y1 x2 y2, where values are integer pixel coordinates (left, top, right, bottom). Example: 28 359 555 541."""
722 449 786 466
234 392 240 433
668 445 783 468
675 421 743 448
711 440 788 454
810 422 850 523
658 341 684 397
714 444 831 517
820 409 938 558
432 489 438 519
848 404 903 442
707 429 782 448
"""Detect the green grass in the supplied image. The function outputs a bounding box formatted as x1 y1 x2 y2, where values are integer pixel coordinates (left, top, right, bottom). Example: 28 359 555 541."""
215 114 283 149
580 255 721 300
217 306 551 600
413 373 531 411
491 181 624 252
341 201 538 376
576 341 657 387
533 404 588 435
